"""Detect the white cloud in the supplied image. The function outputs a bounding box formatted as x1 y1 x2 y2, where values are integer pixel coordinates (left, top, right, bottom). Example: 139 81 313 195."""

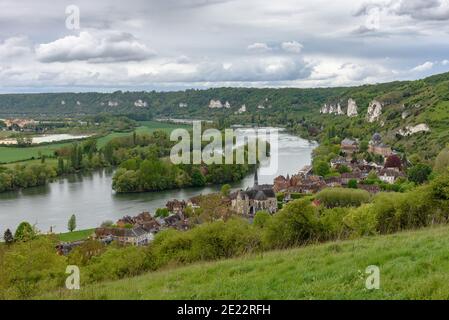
281 41 303 53
0 37 32 59
411 61 434 72
247 42 272 53
36 30 156 63
442 59 449 65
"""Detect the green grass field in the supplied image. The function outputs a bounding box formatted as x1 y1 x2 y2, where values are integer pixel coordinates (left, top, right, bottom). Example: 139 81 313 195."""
57 229 95 242
0 121 190 163
47 225 449 300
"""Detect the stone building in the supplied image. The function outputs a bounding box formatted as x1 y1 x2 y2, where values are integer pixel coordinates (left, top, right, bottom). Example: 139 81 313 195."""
231 171 277 216
341 138 359 156
368 133 392 157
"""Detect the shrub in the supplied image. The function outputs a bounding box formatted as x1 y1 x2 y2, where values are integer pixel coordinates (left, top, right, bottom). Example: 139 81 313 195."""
151 229 194 265
254 211 271 228
408 164 432 184
343 204 378 237
319 207 351 240
263 199 322 249
189 219 261 260
316 188 370 208
85 245 154 283
0 237 66 299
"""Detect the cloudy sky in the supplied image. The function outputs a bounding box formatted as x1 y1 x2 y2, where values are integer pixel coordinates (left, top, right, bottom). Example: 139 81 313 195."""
1 0 449 93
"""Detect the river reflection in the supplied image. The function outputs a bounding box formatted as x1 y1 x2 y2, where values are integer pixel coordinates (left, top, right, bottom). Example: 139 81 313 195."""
0 129 317 234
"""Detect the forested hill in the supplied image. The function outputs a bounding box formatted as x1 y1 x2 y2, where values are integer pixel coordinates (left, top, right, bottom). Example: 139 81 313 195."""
1 71 449 159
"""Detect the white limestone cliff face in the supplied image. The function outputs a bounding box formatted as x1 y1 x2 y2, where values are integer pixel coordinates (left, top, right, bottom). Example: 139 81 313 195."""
320 104 329 114
108 101 119 107
61 100 65 105
76 101 81 106
209 99 223 109
321 103 344 115
235 104 247 114
401 111 410 119
347 99 358 117
366 100 383 123
179 102 188 108
398 124 430 136
224 101 231 109
134 100 148 107
257 105 265 109
337 103 344 115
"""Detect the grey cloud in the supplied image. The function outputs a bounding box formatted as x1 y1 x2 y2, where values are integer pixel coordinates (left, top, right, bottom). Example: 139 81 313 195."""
355 0 449 21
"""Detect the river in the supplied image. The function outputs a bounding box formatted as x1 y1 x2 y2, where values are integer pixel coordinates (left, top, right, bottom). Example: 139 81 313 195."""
0 128 317 235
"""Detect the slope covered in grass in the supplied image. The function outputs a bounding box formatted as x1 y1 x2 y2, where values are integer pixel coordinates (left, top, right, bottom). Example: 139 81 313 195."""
47 225 449 300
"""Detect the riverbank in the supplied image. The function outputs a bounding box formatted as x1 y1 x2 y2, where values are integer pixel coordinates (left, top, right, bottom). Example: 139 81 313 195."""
0 129 316 235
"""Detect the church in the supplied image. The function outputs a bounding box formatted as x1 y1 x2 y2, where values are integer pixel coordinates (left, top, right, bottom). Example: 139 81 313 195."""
230 171 278 216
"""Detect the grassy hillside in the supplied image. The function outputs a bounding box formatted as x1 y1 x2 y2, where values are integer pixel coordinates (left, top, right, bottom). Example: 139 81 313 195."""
47 225 449 300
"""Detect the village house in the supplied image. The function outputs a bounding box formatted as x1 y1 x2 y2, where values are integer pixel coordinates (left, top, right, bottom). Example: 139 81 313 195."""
378 168 406 184
166 199 187 215
116 211 161 233
341 138 359 156
358 184 381 194
274 168 326 194
95 226 154 246
287 175 326 194
231 171 277 216
273 174 291 192
368 133 393 157
325 176 343 188
340 171 365 184
330 157 350 169
4 118 37 131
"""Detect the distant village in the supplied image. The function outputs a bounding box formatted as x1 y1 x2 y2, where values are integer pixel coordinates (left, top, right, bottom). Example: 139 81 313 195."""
57 131 407 255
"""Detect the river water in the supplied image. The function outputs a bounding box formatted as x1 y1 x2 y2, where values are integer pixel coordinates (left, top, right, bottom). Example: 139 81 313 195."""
0 128 317 234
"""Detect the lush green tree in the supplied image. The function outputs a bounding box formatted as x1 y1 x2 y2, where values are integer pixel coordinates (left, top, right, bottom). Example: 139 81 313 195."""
221 184 231 197
57 157 65 174
14 222 36 242
430 174 449 204
3 229 14 244
408 164 432 184
434 147 449 174
384 155 402 169
337 165 351 174
313 161 330 177
191 168 206 187
348 179 358 189
155 208 170 218
68 214 77 232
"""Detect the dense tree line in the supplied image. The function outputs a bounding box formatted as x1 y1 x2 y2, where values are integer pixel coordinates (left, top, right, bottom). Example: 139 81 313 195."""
0 164 57 192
